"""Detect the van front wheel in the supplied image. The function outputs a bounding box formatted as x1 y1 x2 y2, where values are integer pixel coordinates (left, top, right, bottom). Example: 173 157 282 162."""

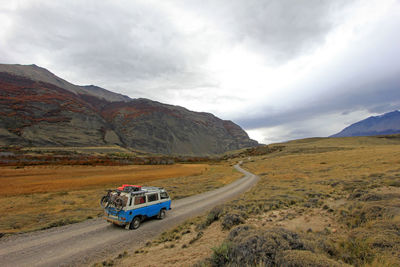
157 209 166 220
130 216 141 230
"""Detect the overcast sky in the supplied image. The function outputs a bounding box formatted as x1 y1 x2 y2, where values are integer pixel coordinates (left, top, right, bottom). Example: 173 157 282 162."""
1 0 400 144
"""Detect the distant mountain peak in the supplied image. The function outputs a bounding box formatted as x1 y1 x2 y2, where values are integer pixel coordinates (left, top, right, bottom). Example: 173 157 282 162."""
331 110 400 137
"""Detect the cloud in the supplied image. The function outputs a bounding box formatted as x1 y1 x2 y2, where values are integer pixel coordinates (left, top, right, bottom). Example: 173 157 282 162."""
178 0 352 62
246 109 376 144
236 4 400 133
1 1 207 90
238 73 400 129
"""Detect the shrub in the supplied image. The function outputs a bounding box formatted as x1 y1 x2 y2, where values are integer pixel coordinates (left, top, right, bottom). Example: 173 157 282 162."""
322 231 375 266
101 259 114 266
227 224 254 240
221 213 245 230
340 203 393 228
387 180 400 187
276 250 347 267
207 227 309 266
209 242 231 266
348 189 367 200
369 233 399 249
207 206 224 222
42 218 80 229
197 205 225 230
360 193 383 201
305 197 322 207
339 235 374 265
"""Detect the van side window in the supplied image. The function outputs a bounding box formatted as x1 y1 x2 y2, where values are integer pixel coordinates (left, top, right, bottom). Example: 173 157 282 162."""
147 193 159 202
134 196 146 205
129 196 133 206
160 192 169 199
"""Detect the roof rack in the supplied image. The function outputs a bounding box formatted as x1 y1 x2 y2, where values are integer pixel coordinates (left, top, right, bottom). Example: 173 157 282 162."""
141 186 162 191
130 190 146 196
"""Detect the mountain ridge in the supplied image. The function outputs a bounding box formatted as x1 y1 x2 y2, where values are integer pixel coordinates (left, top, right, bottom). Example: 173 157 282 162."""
0 63 258 155
0 64 131 102
331 110 400 137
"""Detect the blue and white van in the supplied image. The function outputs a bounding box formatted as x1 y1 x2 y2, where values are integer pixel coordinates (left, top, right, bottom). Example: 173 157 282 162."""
102 186 171 230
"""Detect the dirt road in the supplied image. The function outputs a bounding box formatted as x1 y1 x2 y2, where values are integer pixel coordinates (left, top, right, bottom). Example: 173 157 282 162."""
0 164 258 266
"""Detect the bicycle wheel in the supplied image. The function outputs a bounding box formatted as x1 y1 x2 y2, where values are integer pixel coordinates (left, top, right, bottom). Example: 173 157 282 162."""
100 195 109 208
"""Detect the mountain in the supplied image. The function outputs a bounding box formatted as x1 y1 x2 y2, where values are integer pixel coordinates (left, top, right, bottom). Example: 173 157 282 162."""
0 64 258 155
0 64 130 102
331 110 400 137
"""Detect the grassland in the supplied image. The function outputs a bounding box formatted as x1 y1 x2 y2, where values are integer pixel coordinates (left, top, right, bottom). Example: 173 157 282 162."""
22 145 133 154
113 135 400 266
0 163 241 234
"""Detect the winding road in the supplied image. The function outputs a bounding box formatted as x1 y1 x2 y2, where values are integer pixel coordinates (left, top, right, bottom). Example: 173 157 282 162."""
0 164 259 267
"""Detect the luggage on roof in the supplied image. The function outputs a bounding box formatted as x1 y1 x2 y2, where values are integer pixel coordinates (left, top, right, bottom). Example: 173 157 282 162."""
117 184 142 192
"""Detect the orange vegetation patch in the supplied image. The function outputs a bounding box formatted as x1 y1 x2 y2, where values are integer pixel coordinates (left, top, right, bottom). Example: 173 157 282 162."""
0 164 208 196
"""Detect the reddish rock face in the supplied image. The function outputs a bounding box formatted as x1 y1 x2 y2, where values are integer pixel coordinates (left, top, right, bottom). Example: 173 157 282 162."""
0 72 107 146
0 64 258 155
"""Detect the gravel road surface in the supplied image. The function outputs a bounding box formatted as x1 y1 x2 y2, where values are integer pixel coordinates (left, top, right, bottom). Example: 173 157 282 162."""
0 164 259 266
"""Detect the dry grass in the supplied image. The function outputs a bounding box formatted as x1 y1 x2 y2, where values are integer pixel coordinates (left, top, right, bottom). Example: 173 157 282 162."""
88 136 400 266
211 136 400 266
22 145 132 154
0 164 207 196
96 220 228 267
5 135 400 266
0 163 241 234
154 164 241 199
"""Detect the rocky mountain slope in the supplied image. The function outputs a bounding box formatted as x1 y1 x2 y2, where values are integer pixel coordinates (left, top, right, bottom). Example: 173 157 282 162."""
0 64 258 155
331 110 400 137
0 64 131 102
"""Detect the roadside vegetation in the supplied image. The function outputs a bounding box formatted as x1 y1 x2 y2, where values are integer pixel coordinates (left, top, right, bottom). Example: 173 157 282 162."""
114 135 400 266
0 163 241 234
0 145 220 167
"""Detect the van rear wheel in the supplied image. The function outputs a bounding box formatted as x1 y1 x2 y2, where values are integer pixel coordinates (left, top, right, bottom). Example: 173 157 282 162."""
157 209 166 220
130 216 141 230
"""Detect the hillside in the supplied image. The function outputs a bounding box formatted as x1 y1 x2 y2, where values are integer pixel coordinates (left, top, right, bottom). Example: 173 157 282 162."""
0 64 258 155
0 64 131 102
331 110 400 137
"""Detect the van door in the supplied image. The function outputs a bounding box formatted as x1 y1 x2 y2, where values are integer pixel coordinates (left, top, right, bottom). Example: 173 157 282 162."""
130 195 147 220
146 193 160 216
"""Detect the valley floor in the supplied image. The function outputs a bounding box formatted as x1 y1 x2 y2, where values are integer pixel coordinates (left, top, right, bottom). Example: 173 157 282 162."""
0 164 256 266
110 136 400 266
0 163 241 234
